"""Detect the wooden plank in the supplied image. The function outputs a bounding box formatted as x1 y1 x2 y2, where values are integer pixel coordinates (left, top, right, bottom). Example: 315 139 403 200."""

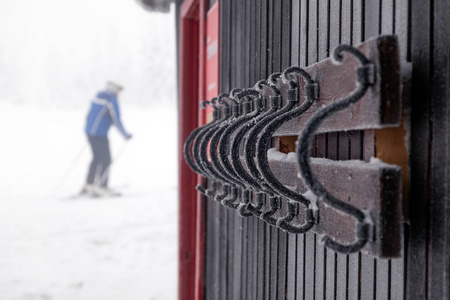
288 3 301 299
219 204 228 300
329 0 340 56
229 1 239 296
381 0 394 34
314 1 328 287
246 1 257 299
213 201 222 299
391 255 405 300
304 232 316 299
255 0 266 298
364 0 381 39
281 0 291 70
360 257 376 299
279 2 292 299
336 253 349 299
204 200 215 299
266 154 402 258
394 0 410 62
269 225 279 299
266 1 279 298
256 216 265 300
376 259 390 300
274 35 401 136
248 216 258 300
377 3 396 299
260 0 268 77
429 0 450 298
299 0 308 68
304 2 317 299
278 230 288 300
352 0 363 44
307 0 318 65
240 1 250 298
259 0 270 298
264 222 271 299
348 130 363 300
336 3 351 297
240 216 248 300
232 213 243 299
218 1 232 298
336 49 351 299
348 244 362 300
296 235 305 299
317 0 329 60
219 0 230 92
406 0 431 298
346 0 365 278
325 132 338 300
227 210 235 299
287 231 297 299
361 118 377 298
291 0 300 68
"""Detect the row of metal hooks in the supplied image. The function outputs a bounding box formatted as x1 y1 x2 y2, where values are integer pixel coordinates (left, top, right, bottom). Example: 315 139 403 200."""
184 44 376 254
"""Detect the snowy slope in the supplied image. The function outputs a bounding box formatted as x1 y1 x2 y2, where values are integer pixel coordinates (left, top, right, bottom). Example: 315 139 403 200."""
0 102 178 300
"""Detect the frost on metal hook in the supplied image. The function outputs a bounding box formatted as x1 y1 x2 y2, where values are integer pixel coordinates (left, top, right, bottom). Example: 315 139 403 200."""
183 35 403 258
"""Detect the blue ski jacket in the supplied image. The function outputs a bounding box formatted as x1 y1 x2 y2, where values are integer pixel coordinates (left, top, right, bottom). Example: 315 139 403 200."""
85 91 130 138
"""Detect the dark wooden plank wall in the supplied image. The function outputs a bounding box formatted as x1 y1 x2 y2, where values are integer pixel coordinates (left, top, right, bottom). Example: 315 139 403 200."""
200 0 449 299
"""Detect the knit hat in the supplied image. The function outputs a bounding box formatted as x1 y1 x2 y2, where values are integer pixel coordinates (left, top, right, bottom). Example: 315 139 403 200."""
105 81 124 93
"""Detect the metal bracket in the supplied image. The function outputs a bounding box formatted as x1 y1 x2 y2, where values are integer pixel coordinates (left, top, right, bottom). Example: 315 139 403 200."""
183 35 403 258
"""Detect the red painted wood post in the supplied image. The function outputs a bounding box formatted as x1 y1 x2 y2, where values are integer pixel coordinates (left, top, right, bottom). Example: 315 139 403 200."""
179 1 200 299
195 1 207 299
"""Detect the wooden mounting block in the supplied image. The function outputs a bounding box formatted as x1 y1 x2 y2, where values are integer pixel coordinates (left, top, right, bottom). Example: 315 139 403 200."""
274 35 401 136
268 152 402 258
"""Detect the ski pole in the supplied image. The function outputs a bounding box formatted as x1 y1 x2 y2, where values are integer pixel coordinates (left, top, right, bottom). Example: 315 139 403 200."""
55 144 87 191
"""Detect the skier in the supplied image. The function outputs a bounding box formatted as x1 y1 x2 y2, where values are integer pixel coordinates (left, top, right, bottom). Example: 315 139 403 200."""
81 81 132 197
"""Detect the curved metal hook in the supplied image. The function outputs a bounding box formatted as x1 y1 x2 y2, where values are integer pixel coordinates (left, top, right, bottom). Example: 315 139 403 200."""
208 98 244 203
255 67 318 234
198 97 237 198
268 72 282 85
297 44 375 253
260 196 281 226
217 88 265 209
183 100 220 177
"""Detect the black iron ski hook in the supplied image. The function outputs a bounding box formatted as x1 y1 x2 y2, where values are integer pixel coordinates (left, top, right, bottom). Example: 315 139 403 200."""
227 86 271 216
191 98 220 194
297 44 375 254
183 99 219 178
208 93 242 202
230 86 266 186
243 73 294 194
218 90 263 209
255 67 319 234
235 78 282 217
218 89 263 181
215 89 250 209
198 95 236 198
239 74 288 225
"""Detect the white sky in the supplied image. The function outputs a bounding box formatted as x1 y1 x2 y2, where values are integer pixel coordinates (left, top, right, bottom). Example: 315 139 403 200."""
0 0 176 108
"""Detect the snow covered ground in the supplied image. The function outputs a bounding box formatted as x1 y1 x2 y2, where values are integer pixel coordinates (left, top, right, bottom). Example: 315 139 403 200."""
0 102 178 300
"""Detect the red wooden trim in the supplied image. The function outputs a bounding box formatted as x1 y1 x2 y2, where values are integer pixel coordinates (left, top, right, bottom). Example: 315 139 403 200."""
181 0 199 19
194 1 207 299
179 0 200 299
